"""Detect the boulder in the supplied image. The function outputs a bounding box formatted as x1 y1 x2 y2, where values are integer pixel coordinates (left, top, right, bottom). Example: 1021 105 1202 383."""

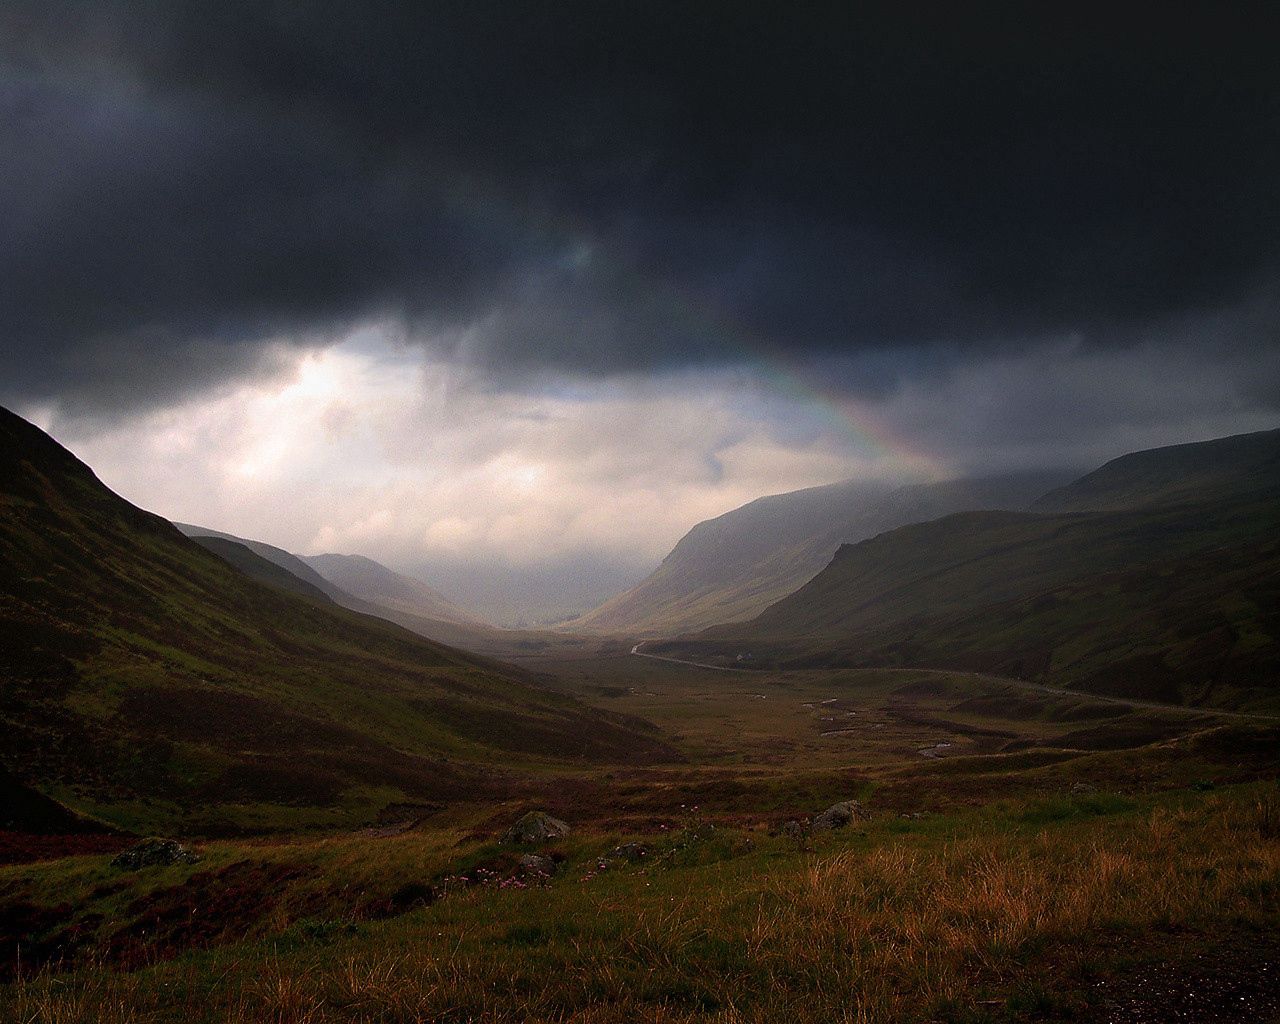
779 819 811 842
811 800 861 832
110 837 201 870
517 853 557 877
502 811 571 844
1069 782 1098 796
607 842 649 863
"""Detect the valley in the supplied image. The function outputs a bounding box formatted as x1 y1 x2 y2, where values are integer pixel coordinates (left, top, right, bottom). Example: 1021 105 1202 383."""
2 410 1278 1022
6 9 1279 1020
3 647 1278 1022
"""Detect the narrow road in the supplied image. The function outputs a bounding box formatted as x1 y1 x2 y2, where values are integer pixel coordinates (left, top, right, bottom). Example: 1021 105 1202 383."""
944 668 1279 723
629 642 748 673
628 643 1278 723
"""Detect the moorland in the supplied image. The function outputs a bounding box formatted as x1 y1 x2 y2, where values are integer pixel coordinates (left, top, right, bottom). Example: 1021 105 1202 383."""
2 408 1278 1023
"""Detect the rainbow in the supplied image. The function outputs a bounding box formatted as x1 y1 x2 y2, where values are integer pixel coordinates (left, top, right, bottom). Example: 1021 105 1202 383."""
442 173 953 481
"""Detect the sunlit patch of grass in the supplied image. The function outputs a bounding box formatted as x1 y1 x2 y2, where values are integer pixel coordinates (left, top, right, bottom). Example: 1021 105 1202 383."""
5 784 1278 1023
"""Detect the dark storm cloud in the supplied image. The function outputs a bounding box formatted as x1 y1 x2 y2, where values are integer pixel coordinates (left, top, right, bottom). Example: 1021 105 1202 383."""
3 1 1279 409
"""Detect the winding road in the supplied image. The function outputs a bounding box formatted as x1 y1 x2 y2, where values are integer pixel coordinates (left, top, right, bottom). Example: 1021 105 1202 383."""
628 642 1278 723
629 642 747 673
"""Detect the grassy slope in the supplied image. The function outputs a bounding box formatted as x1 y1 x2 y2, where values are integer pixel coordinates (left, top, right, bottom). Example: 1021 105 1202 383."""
0 408 672 834
1034 427 1280 512
173 523 345 600
670 494 1280 711
304 552 482 626
188 536 337 604
4 648 1278 1020
178 522 510 652
3 782 1277 1023
572 472 1070 636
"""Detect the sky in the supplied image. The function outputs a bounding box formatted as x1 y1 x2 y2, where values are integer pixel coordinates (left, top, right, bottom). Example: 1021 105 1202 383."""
3 3 1279 623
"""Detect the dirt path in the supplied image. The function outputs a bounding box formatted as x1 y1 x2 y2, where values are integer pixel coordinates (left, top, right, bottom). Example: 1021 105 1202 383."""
629 642 748 673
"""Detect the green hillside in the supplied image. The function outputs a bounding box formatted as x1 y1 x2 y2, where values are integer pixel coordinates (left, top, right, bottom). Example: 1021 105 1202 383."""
188 535 337 604
572 471 1071 636
1034 428 1280 512
176 522 512 653
660 434 1280 713
174 523 347 600
0 408 672 835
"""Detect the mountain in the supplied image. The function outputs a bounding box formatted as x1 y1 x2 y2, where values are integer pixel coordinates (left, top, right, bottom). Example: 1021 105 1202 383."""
173 523 345 600
0 407 672 834
570 470 1074 636
1033 428 1280 512
175 523 498 651
186 535 336 604
304 552 479 625
661 431 1280 712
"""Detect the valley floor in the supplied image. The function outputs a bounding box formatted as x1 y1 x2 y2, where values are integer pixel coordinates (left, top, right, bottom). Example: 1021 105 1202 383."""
3 654 1279 1023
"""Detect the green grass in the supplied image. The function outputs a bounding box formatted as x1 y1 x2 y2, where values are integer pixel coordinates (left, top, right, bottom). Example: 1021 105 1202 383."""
3 783 1278 1022
666 493 1280 713
0 408 674 834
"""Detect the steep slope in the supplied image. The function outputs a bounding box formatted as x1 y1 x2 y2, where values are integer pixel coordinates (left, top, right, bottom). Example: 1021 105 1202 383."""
187 535 336 604
661 443 1280 711
572 471 1073 635
173 523 344 600
1033 428 1280 512
305 552 479 625
177 523 496 648
0 408 672 834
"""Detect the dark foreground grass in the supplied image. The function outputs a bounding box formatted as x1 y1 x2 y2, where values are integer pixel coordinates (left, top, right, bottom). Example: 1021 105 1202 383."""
3 783 1278 1023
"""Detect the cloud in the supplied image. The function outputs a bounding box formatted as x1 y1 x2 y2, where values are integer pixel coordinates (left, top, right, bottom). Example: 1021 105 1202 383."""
6 3 1279 623
30 323 1279 624
874 333 1280 474
38 331 881 621
3 2 1279 414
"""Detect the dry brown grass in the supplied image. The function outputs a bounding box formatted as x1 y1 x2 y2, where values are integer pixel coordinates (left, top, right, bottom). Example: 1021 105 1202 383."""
4 787 1278 1024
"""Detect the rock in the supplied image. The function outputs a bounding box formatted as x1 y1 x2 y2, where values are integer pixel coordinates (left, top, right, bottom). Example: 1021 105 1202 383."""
607 842 649 863
517 853 557 877
110 837 201 870
779 819 811 841
502 811 571 844
1070 782 1098 796
811 800 861 832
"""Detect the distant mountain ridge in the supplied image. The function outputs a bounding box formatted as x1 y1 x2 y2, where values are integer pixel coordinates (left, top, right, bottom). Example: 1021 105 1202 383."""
657 428 1280 713
1033 428 1280 512
173 523 345 599
187 535 337 604
0 407 670 833
570 470 1075 636
175 523 488 641
304 552 479 625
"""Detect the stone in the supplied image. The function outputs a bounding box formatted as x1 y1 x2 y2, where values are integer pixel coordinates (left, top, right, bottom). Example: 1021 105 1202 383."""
811 800 861 832
110 837 201 870
517 853 557 877
502 811 571 844
778 819 811 843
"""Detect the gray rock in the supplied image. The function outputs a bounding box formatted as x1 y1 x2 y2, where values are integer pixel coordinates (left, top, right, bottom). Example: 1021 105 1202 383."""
502 811 571 844
607 842 649 863
1070 782 1098 796
812 800 861 832
110 837 201 870
517 853 557 877
780 819 811 841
